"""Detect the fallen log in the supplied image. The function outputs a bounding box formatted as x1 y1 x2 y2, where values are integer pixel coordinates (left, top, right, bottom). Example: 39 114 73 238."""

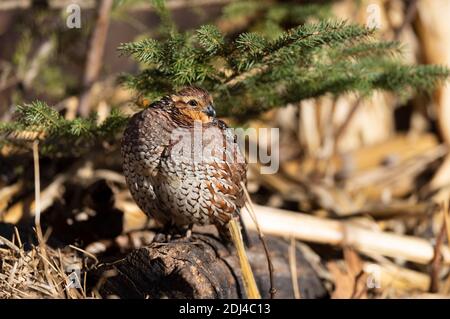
89 232 330 299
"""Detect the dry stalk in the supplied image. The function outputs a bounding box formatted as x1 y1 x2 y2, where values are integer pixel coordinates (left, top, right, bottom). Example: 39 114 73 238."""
241 204 450 265
242 182 276 299
289 237 301 299
227 219 261 299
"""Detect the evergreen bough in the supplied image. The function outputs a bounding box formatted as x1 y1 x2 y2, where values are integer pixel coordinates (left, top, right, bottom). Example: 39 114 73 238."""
0 101 128 156
119 17 448 118
1 0 449 156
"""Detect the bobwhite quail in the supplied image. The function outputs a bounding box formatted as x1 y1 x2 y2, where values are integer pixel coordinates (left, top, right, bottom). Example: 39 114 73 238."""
121 86 247 241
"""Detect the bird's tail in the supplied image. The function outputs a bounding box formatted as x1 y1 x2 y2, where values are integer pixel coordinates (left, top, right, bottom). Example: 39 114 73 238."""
227 218 261 299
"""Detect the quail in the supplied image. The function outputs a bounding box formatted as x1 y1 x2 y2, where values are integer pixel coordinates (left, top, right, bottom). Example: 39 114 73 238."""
121 86 248 242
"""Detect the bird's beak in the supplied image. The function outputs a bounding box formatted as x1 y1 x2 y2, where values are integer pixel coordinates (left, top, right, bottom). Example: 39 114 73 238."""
204 104 216 117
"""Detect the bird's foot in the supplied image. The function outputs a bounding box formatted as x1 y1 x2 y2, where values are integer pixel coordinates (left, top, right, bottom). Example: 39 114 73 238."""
153 232 172 243
153 226 192 243
171 228 192 241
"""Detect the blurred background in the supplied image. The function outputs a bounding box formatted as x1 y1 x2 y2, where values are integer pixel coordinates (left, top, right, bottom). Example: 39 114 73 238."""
1 0 450 299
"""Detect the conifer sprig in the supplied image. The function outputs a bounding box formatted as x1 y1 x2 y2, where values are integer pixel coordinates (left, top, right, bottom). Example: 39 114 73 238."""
2 0 449 156
0 101 128 156
119 15 449 118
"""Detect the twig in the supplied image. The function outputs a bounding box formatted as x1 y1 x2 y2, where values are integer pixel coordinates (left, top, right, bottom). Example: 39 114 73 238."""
429 218 446 293
333 97 363 153
349 270 365 299
225 27 338 88
33 140 58 295
430 201 450 293
0 38 54 95
444 200 450 252
78 0 113 116
242 182 276 299
23 39 55 89
393 0 418 40
442 201 450 294
288 237 301 299
32 140 43 241
69 244 99 265
13 227 22 249
225 65 269 88
0 235 20 252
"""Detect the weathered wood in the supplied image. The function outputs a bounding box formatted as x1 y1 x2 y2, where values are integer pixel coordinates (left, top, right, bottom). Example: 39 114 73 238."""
90 232 329 299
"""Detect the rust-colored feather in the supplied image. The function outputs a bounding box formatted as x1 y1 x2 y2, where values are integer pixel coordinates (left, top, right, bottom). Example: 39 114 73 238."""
121 87 247 233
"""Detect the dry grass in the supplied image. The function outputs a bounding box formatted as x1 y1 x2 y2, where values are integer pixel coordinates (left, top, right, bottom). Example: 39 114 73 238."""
0 232 90 299
0 141 92 299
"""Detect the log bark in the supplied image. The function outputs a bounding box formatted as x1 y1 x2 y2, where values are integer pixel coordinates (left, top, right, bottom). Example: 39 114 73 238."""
90 233 329 299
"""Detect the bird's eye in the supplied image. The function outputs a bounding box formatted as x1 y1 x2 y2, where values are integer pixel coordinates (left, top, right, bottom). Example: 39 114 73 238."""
187 99 198 107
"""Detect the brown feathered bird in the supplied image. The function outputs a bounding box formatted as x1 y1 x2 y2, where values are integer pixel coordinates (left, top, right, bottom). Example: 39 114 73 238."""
121 86 247 241
122 86 260 298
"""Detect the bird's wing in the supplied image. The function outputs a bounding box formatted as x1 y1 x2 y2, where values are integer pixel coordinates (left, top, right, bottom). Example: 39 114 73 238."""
122 107 173 178
203 124 247 224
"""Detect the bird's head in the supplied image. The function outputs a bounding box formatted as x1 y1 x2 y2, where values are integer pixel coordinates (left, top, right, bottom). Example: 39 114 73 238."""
170 86 216 123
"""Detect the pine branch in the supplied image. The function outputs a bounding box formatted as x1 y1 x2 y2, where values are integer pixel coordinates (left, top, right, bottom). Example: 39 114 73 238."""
196 25 225 55
336 41 403 59
3 0 449 158
118 38 164 65
16 100 62 131
1 101 129 156
118 6 449 120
